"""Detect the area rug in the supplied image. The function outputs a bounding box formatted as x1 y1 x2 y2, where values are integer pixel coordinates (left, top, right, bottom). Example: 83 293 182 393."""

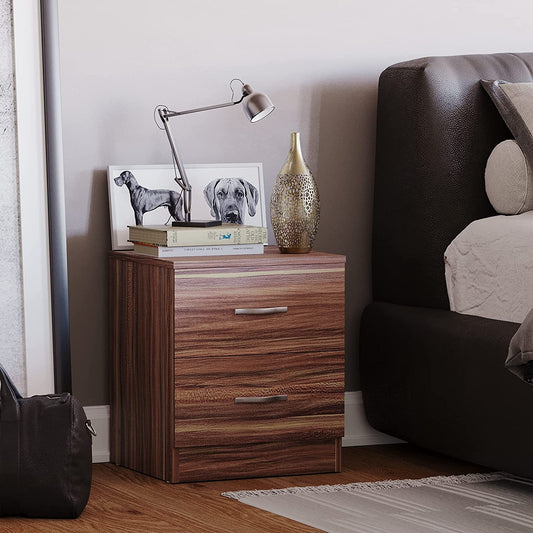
223 473 533 532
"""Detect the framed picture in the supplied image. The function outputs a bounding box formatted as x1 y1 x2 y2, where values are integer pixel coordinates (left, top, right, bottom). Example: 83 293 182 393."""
107 163 267 250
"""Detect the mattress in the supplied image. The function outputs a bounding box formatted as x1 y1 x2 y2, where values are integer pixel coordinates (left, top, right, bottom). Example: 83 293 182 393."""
444 211 533 324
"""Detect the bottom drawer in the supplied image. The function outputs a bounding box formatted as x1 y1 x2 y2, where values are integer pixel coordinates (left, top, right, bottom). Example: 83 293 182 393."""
175 352 344 447
172 438 341 483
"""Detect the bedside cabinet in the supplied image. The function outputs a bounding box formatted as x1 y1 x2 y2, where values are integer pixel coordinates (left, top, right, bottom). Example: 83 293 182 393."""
109 246 345 482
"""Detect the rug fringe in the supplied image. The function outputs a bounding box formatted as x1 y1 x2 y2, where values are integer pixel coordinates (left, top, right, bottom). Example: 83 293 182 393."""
222 472 509 500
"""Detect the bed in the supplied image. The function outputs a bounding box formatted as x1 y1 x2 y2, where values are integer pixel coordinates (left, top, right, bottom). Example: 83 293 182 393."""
359 52 533 478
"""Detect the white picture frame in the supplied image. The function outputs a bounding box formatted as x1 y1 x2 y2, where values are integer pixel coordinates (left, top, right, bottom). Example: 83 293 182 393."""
107 163 267 250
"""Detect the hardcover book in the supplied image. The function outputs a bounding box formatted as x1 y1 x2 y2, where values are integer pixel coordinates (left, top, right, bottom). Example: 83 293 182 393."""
132 243 264 257
128 223 268 247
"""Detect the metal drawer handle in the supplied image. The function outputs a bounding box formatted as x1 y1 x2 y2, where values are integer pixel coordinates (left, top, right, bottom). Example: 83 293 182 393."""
234 394 288 404
234 306 288 315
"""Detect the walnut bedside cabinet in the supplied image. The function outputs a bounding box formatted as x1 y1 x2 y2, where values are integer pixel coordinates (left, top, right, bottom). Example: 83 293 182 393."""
109 246 345 482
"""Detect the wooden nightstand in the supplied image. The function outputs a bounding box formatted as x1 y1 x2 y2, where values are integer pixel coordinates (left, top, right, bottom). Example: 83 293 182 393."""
109 246 345 482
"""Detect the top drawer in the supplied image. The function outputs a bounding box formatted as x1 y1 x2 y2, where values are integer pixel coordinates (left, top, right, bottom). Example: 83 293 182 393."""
173 264 345 358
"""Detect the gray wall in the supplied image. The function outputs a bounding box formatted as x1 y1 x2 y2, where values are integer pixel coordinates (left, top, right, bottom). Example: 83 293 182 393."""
0 0 25 392
57 0 533 406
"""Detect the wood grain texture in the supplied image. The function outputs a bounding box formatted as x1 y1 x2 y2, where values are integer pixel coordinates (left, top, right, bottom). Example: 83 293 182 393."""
109 256 175 480
176 415 344 448
109 248 346 483
173 268 345 358
0 445 490 532
174 439 341 482
175 350 344 427
114 245 346 270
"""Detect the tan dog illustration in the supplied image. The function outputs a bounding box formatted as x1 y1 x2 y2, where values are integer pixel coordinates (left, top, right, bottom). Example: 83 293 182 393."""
203 178 259 224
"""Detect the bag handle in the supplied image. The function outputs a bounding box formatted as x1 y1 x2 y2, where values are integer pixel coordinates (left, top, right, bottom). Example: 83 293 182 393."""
0 363 22 421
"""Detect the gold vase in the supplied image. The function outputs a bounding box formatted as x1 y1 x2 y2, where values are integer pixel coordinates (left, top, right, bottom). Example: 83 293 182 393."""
270 132 320 253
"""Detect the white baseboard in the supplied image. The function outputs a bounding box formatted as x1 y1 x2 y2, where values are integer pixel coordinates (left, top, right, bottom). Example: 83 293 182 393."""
84 392 401 463
83 405 110 463
342 391 404 447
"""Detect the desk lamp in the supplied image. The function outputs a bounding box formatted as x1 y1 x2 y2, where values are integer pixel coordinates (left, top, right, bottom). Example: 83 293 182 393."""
156 80 274 226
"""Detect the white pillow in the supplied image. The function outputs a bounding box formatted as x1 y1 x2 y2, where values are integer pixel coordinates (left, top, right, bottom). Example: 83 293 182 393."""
485 139 533 214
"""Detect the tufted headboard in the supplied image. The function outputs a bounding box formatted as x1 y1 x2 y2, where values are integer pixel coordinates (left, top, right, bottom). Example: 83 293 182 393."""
372 52 533 310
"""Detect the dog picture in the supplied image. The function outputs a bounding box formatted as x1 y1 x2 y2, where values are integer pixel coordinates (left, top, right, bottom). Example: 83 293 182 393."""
203 178 259 224
114 170 184 226
108 164 265 249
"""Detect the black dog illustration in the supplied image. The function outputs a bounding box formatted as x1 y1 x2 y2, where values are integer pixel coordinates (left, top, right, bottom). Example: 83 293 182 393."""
203 178 259 224
114 170 184 225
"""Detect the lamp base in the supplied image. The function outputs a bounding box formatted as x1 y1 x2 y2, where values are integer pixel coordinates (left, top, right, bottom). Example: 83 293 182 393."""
172 220 222 227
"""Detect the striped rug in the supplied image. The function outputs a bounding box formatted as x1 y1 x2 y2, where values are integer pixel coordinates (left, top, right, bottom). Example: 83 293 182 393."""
223 473 533 532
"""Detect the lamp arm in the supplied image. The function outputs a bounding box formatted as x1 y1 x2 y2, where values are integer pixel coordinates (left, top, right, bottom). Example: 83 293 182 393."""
158 108 192 222
161 83 251 118
162 99 239 119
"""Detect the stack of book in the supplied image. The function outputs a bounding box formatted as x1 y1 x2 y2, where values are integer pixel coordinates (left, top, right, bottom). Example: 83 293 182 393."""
128 223 268 257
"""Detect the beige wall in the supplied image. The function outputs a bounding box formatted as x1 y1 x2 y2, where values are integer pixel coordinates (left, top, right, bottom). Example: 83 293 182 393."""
58 0 533 405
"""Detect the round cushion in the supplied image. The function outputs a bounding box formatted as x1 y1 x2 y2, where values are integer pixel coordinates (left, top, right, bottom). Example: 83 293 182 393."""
485 139 533 215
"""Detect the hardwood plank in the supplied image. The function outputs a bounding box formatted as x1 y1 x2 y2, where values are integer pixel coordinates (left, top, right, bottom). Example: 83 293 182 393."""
1 445 490 532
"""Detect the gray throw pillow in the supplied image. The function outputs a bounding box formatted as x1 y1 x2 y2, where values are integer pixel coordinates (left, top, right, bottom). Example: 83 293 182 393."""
506 306 533 383
482 80 533 167
482 80 533 213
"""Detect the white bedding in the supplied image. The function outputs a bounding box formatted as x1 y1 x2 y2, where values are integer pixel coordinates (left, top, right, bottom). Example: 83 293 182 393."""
444 211 533 323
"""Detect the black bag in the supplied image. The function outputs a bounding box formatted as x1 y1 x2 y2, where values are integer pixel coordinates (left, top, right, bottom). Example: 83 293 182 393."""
0 364 93 518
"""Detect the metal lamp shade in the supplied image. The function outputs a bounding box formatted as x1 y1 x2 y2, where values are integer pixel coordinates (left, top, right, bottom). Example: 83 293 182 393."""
242 88 275 123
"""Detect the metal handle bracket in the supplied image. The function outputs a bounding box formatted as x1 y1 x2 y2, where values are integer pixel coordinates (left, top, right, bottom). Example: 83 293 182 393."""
234 394 288 404
234 306 288 315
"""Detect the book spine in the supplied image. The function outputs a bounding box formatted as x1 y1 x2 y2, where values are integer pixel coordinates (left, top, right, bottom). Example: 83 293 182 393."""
129 226 267 247
133 243 264 257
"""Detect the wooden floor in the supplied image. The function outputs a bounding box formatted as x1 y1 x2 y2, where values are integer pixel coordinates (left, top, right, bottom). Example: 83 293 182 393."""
4 444 489 532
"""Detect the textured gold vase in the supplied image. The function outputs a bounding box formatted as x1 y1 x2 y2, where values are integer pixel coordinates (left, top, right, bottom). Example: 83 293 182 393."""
270 132 320 253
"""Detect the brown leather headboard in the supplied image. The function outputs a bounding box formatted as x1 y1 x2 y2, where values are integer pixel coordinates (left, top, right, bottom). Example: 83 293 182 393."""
372 52 533 309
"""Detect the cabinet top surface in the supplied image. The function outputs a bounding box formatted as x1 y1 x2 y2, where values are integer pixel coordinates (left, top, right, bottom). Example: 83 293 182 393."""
109 245 346 269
